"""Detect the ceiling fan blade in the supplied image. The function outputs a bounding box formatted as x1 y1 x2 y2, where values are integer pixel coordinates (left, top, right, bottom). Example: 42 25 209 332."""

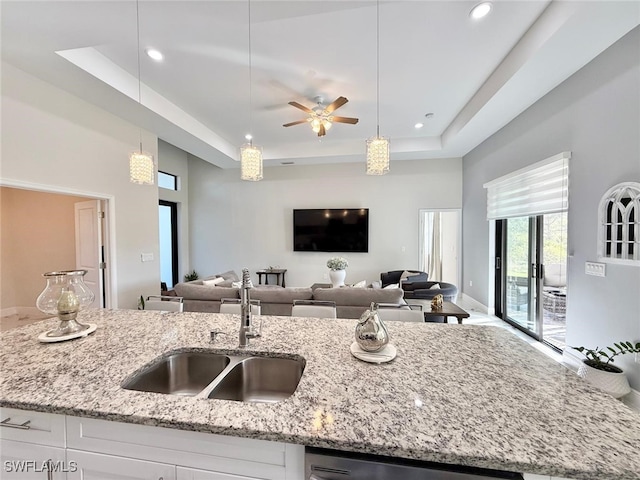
288 101 314 114
331 116 359 125
318 123 326 137
324 96 348 114
283 120 308 127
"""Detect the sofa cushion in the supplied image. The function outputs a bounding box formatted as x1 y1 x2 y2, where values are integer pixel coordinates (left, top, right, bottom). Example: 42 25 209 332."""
313 287 404 306
202 277 225 287
251 286 313 304
174 283 239 301
216 270 240 282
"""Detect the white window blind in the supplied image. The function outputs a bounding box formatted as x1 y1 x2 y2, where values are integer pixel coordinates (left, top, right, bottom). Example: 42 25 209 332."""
483 152 570 220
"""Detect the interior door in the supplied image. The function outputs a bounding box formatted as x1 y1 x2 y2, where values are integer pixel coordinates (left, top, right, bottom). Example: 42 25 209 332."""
75 200 103 308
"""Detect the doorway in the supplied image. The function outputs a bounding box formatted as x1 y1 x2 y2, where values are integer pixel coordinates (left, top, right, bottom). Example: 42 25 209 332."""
159 200 178 289
418 209 461 286
495 212 567 350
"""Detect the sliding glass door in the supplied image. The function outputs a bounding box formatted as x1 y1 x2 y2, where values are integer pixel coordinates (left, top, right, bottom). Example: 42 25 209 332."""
496 214 567 350
503 216 540 337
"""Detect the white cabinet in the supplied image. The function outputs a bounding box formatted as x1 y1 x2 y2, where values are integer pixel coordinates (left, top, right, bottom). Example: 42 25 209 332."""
1 439 67 480
177 466 261 480
66 450 175 480
0 408 68 480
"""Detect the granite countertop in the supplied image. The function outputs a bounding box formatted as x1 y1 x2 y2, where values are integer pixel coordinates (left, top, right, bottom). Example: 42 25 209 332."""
1 309 639 479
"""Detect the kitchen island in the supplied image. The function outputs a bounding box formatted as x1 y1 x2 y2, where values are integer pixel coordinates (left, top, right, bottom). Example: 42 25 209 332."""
1 309 639 479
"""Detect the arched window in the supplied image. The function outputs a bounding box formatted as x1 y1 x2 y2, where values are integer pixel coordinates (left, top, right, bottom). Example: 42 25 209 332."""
598 182 640 265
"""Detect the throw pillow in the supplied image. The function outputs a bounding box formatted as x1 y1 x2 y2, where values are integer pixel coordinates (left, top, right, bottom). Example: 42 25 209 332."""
202 277 224 287
218 279 235 287
383 283 399 289
429 283 441 289
352 280 367 288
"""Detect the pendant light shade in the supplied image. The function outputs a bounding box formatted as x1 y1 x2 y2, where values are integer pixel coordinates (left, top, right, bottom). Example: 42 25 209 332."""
129 0 155 185
366 135 390 175
240 0 263 181
129 151 155 185
240 143 263 181
366 0 390 176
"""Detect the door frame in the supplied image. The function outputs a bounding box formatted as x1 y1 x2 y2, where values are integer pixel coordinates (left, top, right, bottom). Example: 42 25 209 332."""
0 178 116 309
159 200 179 288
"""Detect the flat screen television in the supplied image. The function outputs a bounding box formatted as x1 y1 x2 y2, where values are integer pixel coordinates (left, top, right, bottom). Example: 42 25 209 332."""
293 208 369 252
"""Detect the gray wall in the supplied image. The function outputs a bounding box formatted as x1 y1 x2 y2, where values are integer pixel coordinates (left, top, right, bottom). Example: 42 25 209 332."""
462 27 640 386
188 157 462 289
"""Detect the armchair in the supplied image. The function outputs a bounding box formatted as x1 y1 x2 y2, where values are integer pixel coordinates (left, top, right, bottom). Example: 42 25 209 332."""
380 270 428 289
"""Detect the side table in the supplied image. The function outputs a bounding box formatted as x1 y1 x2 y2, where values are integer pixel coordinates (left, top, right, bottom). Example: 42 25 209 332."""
256 269 287 287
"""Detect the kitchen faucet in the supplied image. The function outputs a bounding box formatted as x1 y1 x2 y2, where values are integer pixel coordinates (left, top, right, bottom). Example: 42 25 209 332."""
239 268 260 346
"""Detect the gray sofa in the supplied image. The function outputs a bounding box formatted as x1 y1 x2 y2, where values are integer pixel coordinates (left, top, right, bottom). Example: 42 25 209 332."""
173 277 404 318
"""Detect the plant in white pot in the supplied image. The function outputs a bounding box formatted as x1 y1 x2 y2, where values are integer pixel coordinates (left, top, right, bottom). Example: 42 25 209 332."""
573 341 640 398
327 257 348 287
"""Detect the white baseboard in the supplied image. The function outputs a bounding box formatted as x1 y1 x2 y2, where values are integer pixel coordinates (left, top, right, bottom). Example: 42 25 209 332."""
562 350 640 413
0 307 19 317
0 306 44 318
457 293 489 314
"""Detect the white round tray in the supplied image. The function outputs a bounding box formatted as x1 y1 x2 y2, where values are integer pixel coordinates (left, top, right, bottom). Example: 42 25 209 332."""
38 323 97 343
350 342 397 364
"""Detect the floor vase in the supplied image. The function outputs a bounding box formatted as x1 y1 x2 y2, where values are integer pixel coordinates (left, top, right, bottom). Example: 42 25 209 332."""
329 269 346 287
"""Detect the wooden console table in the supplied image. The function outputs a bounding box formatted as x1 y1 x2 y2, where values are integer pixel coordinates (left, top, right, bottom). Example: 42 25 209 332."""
256 269 287 287
423 301 470 324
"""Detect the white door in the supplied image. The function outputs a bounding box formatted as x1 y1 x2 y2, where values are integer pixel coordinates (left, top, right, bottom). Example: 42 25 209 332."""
75 200 103 307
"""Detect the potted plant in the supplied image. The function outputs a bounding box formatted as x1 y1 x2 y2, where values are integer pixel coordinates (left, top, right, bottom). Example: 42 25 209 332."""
326 257 349 287
184 270 199 282
573 341 640 398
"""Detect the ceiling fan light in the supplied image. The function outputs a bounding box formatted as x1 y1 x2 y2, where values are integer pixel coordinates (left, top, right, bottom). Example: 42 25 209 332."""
240 143 263 181
311 118 321 133
366 136 390 175
129 151 155 185
323 120 332 131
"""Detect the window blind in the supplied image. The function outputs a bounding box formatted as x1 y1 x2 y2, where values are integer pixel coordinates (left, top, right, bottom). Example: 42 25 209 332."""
483 152 570 220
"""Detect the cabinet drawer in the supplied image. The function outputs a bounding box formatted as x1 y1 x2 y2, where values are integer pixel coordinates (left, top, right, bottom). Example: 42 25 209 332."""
66 416 287 479
67 450 176 480
0 408 65 447
1 439 66 479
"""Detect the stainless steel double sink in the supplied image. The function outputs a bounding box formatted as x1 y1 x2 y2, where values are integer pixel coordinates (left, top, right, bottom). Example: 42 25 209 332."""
122 350 305 403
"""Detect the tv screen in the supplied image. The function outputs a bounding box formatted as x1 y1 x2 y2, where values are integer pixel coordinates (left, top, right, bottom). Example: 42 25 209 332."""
293 208 369 252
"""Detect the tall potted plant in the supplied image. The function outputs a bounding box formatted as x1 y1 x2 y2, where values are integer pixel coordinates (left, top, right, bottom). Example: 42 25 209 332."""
573 341 640 398
327 257 348 287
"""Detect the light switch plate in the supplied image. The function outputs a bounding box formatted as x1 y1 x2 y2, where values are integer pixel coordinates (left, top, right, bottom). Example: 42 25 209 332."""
141 253 154 262
585 261 605 277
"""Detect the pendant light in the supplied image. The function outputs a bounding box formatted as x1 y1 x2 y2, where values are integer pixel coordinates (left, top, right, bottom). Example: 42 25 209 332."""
129 0 155 185
366 0 390 176
240 0 263 181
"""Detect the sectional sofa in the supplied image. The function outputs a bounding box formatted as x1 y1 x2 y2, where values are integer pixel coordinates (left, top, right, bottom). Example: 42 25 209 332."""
173 276 405 318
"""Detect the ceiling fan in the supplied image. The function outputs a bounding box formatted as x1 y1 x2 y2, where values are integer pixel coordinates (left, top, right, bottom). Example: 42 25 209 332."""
283 96 359 137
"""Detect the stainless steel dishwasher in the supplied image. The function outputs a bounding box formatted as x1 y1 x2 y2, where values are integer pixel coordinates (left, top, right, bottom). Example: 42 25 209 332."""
306 447 524 480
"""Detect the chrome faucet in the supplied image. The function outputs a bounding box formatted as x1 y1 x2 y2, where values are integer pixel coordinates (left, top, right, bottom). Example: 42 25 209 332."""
239 268 258 347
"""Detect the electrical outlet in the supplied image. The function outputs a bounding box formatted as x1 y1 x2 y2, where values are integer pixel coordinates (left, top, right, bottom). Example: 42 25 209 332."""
585 261 605 277
469 280 473 287
141 253 154 262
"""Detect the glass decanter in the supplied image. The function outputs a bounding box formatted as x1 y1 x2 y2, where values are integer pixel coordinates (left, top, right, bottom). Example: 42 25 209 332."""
36 270 95 338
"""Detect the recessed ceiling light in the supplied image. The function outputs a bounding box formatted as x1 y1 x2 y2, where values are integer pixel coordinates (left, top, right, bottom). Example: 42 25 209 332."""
414 123 424 129
146 48 164 61
470 2 492 20
245 134 253 141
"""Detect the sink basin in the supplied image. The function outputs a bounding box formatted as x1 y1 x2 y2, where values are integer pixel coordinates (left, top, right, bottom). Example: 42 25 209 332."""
123 352 230 396
207 356 305 403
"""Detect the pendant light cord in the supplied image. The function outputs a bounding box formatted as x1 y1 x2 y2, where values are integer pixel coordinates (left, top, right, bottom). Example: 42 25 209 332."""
248 0 253 145
376 0 380 138
135 0 143 152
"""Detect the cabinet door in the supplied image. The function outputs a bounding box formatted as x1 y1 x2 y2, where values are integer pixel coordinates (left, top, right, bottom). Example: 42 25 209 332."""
1 439 67 480
66 450 175 480
177 466 263 480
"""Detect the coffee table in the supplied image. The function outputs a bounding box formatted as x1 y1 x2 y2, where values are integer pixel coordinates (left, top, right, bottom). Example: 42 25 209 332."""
422 301 470 324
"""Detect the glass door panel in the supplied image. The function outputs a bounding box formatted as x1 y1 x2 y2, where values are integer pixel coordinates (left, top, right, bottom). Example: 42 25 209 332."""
541 212 568 350
504 217 538 335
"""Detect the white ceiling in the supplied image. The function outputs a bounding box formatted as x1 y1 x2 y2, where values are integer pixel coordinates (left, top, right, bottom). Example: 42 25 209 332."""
2 1 639 169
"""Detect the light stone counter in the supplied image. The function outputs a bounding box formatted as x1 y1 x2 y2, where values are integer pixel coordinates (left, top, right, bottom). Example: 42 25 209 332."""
1 309 639 479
